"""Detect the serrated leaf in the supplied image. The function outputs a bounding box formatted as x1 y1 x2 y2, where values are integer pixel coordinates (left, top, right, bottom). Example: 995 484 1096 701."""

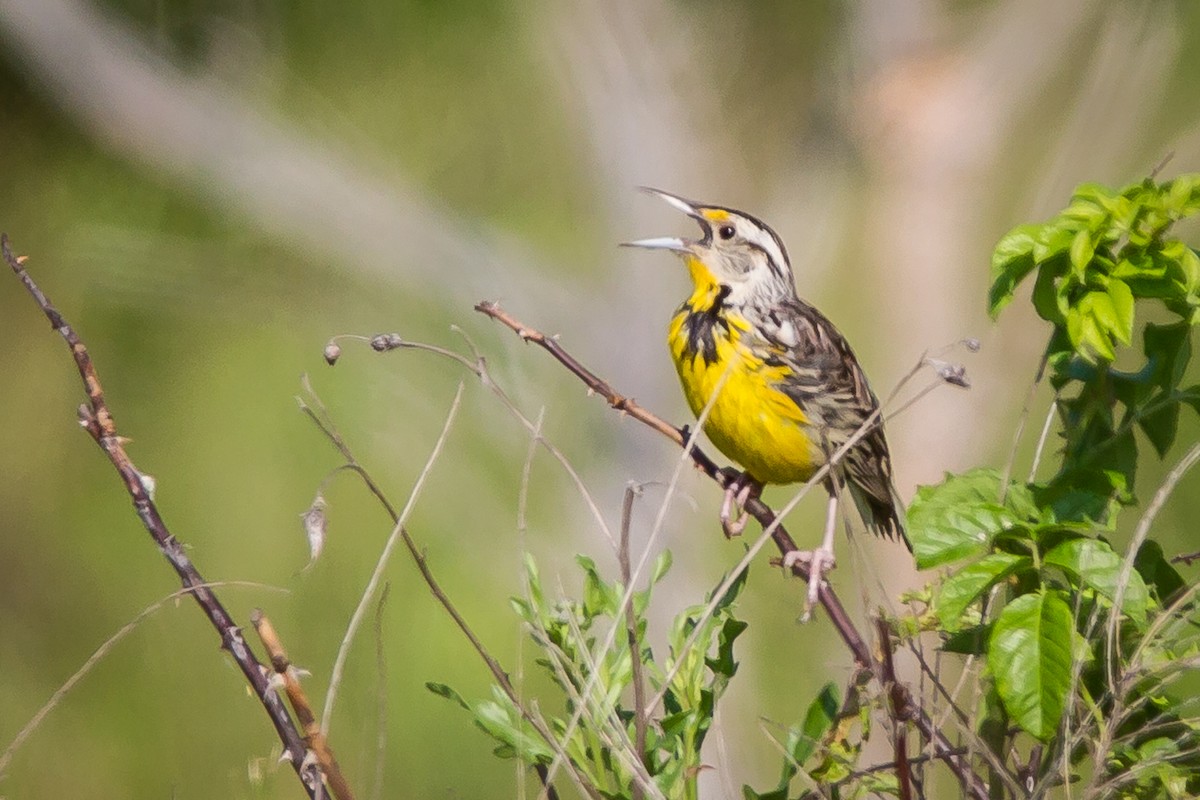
709 564 749 613
988 590 1074 741
909 469 1035 569
1044 538 1149 627
937 553 1030 631
707 618 747 680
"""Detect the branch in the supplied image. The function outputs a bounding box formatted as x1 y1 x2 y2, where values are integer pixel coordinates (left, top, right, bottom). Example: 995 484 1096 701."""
253 610 355 800
876 618 913 800
474 300 989 800
3 235 324 797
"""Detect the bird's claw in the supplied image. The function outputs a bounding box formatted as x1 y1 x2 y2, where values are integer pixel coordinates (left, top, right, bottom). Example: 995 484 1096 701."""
720 488 749 537
718 472 759 539
782 547 837 621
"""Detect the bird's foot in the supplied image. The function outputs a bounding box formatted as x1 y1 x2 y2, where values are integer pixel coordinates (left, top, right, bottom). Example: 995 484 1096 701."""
719 470 760 538
782 547 837 621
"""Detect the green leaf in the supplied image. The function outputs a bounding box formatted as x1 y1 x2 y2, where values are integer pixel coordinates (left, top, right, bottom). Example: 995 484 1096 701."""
1034 224 1077 263
425 681 470 709
792 683 840 772
1036 467 1129 527
652 549 673 584
707 618 747 681
1144 322 1191 392
1069 229 1096 276
1071 292 1118 361
472 695 553 764
1139 400 1180 458
909 469 1035 569
1134 540 1186 603
1043 538 1149 627
989 225 1039 317
1032 264 1067 323
937 553 1030 631
710 564 749 614
988 590 1074 741
942 623 993 655
1107 278 1135 345
936 554 1032 628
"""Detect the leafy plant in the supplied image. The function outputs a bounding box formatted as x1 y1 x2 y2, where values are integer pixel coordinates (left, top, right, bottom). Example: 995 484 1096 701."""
909 174 1200 797
429 552 748 799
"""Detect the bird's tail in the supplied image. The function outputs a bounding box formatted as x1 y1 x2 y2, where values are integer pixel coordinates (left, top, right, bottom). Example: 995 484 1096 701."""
848 483 910 552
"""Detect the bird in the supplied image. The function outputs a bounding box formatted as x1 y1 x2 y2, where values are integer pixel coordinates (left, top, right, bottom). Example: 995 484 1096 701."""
625 188 909 610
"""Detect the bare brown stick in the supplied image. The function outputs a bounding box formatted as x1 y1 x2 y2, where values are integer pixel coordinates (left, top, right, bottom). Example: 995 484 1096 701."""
253 610 355 800
619 485 649 800
475 300 990 800
876 618 913 800
2 234 323 797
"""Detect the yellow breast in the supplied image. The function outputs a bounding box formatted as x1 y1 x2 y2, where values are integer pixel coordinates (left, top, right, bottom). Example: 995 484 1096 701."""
668 307 821 485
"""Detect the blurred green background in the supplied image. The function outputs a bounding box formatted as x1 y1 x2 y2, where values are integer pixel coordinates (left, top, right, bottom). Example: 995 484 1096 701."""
2 1 1200 797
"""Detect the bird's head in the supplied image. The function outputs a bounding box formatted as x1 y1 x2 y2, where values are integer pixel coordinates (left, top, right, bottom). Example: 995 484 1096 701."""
624 187 796 306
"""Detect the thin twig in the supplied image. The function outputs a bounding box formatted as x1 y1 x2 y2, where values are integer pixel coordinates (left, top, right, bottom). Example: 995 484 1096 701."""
343 332 618 550
1107 441 1200 684
321 382 464 734
252 611 355 800
619 485 649 800
475 300 991 800
876 618 913 800
1000 353 1048 502
2 235 323 797
1026 401 1058 484
369 583 391 800
0 582 286 778
515 408 543 800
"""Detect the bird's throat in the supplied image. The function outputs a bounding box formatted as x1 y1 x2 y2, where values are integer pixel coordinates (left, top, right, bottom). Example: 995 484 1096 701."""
684 255 728 313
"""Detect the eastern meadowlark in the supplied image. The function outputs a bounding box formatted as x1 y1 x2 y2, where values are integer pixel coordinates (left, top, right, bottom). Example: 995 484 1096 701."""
626 189 909 605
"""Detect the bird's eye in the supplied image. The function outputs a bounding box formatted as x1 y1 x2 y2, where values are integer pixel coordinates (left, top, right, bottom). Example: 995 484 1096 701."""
718 224 736 240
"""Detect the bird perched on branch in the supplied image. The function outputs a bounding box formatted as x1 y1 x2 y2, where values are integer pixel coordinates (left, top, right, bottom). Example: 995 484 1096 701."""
625 188 909 608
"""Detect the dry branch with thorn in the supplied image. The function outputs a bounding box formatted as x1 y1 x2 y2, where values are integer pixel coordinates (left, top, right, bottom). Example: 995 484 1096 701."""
253 610 355 800
2 234 327 797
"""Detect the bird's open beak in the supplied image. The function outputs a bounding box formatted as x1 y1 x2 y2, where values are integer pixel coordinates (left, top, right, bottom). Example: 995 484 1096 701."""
622 187 708 252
